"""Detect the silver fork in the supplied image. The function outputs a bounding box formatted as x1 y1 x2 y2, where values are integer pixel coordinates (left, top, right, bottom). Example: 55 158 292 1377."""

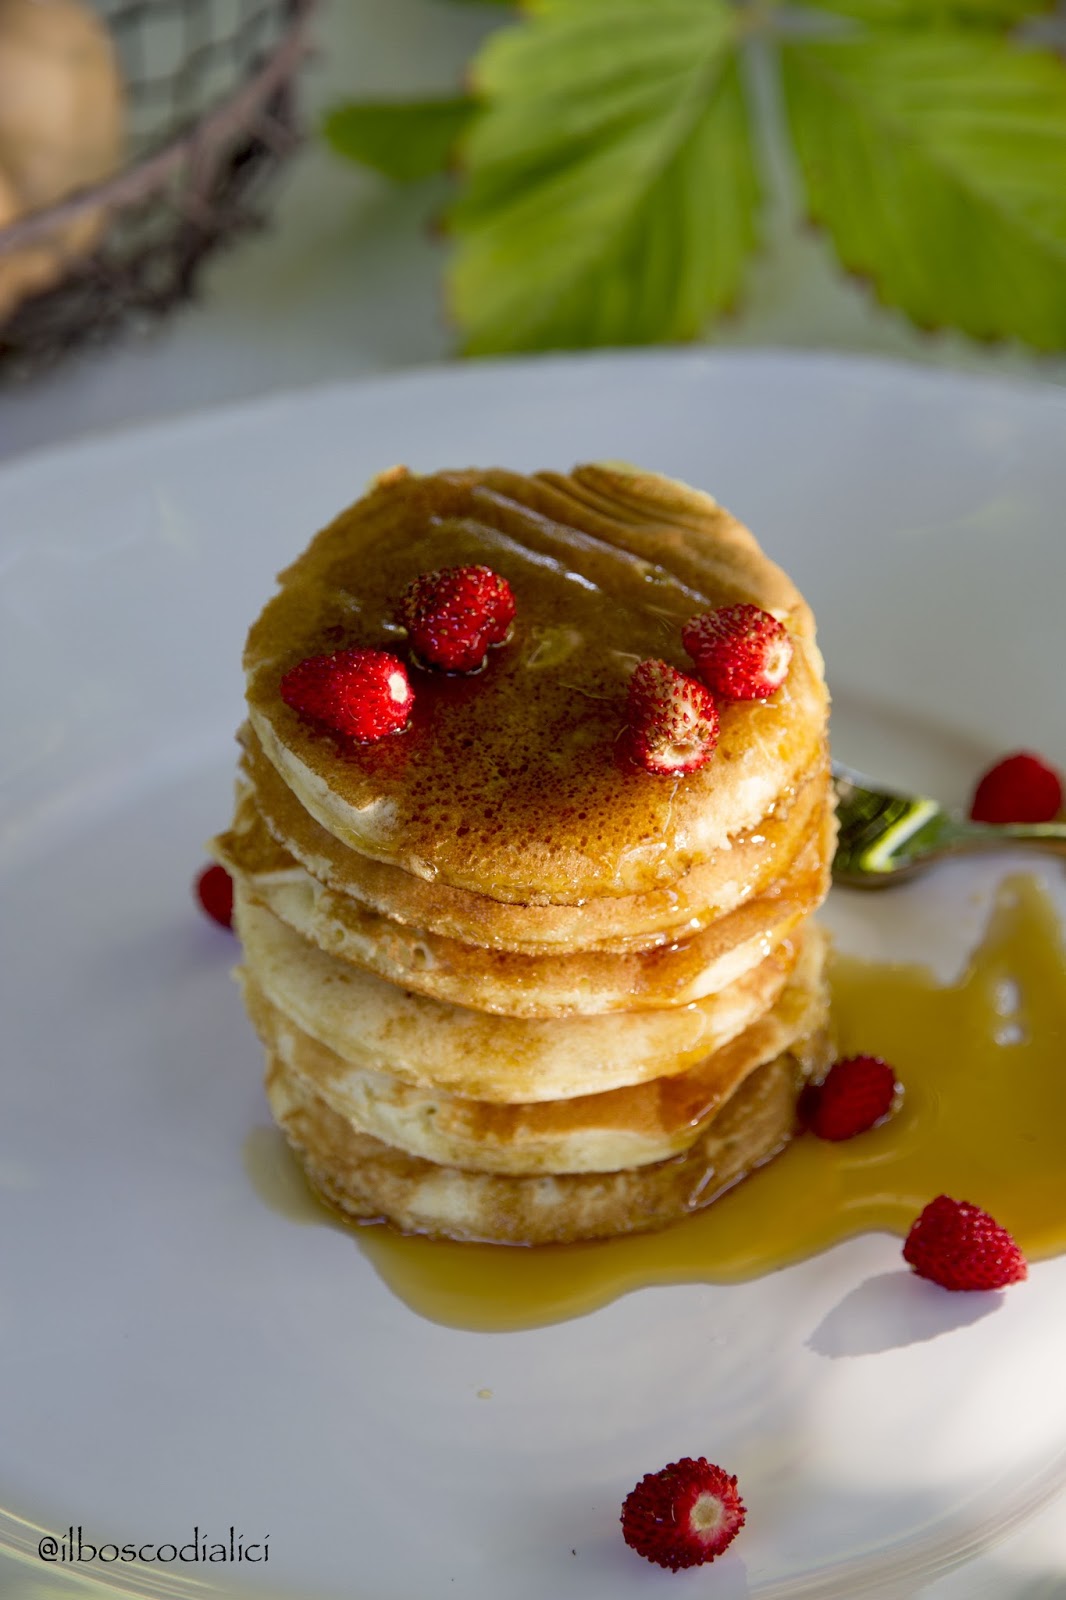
831 764 1066 887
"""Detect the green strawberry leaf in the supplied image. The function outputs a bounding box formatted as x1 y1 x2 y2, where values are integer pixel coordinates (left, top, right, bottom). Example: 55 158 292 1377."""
448 0 760 353
802 0 1051 25
323 97 478 182
782 34 1066 347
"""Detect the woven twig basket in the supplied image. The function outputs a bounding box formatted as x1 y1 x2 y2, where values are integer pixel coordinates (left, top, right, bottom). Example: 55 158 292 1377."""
0 0 314 378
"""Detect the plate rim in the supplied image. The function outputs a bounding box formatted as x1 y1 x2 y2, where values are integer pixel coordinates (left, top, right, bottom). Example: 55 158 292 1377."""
3 347 1065 1600
2 346 1065 495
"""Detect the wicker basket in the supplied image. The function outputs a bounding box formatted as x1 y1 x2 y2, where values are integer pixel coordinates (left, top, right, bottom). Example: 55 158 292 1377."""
0 0 314 379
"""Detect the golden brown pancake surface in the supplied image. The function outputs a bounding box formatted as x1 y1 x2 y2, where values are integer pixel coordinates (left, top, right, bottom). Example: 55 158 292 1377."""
233 887 811 1103
266 1048 822 1246
236 722 832 954
243 927 828 1175
244 466 828 901
219 787 833 1016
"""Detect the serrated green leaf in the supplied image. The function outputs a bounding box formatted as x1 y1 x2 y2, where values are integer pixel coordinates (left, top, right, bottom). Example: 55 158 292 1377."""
802 0 1050 24
782 35 1066 347
323 98 478 182
448 0 760 353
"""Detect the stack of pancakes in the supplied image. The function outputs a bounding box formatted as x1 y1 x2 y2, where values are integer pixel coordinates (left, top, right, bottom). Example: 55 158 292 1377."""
214 465 835 1244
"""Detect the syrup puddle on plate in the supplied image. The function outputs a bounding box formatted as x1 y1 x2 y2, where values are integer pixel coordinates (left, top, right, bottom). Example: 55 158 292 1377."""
250 875 1066 1331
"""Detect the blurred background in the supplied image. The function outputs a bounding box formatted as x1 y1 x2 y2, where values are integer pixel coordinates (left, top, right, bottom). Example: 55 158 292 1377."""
0 0 1063 463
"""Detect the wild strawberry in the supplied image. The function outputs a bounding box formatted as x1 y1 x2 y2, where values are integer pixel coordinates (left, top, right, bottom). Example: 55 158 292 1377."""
279 648 413 742
969 752 1062 825
398 564 515 673
621 1457 745 1571
804 1055 900 1141
682 604 792 701
195 863 234 930
903 1196 1027 1292
626 659 719 776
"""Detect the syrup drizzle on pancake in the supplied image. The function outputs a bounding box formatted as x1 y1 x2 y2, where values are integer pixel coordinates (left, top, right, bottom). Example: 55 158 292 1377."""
244 468 827 899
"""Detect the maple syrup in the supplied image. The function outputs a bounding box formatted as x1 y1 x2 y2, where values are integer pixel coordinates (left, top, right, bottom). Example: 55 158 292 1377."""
348 875 1066 1330
243 470 826 902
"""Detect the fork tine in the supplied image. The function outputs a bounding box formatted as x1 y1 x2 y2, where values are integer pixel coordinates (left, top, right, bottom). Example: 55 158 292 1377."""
833 770 914 844
831 765 947 882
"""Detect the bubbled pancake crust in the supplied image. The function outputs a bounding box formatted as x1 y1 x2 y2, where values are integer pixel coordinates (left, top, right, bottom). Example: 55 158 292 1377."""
235 723 832 954
243 466 828 901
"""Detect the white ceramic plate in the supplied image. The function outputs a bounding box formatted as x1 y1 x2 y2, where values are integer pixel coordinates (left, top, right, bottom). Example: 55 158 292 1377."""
2 352 1065 1600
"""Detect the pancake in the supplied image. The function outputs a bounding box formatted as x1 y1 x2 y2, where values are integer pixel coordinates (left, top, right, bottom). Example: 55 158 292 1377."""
238 721 832 954
241 926 828 1175
265 1046 826 1245
220 792 834 1017
225 462 836 1246
233 887 810 1103
243 466 829 902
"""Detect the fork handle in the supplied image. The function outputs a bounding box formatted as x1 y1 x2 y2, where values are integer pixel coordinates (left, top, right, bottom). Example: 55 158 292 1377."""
957 820 1066 857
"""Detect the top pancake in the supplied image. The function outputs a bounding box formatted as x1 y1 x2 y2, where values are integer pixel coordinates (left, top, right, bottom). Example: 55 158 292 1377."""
244 465 829 904
238 723 832 956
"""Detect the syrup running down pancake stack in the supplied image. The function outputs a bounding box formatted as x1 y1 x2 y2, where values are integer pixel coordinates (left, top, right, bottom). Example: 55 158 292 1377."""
214 465 836 1244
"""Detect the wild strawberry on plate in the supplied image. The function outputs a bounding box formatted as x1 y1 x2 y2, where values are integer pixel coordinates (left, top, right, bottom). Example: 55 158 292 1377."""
903 1196 1027 1292
194 863 234 930
969 751 1062 825
803 1054 901 1141
621 1457 745 1571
